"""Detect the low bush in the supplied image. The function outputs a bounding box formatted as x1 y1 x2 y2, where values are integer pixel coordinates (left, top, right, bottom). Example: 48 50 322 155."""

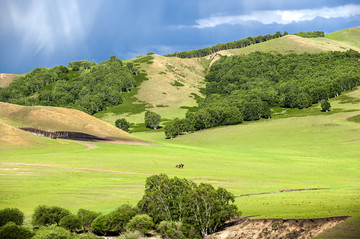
59 214 81 232
157 221 184 239
126 214 154 234
32 225 73 239
118 230 143 239
0 222 34 239
91 204 138 235
0 208 24 226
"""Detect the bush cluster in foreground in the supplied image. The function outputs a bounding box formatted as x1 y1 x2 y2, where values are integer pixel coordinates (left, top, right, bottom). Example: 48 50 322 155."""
0 174 239 238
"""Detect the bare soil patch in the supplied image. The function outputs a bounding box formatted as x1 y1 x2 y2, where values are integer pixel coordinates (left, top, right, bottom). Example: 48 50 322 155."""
19 127 153 146
205 216 349 239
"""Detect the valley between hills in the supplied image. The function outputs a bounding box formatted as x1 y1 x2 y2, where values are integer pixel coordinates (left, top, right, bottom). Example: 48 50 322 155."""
0 27 359 238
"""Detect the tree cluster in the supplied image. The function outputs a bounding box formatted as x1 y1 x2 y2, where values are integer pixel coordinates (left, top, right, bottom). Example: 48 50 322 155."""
165 50 359 138
138 174 240 237
205 50 360 108
0 208 33 239
293 31 325 38
0 174 238 238
165 31 286 58
0 56 137 115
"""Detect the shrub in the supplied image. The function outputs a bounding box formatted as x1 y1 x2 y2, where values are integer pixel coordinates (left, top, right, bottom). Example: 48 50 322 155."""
118 230 143 239
32 225 73 239
90 205 138 235
321 99 331 112
115 118 130 132
0 222 34 239
32 205 71 226
90 215 110 235
144 111 161 129
75 232 98 239
126 214 154 234
0 208 24 226
59 214 81 232
157 221 184 239
77 209 101 232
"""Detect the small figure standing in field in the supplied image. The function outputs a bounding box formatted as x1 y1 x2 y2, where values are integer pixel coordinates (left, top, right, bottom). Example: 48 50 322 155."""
176 163 184 168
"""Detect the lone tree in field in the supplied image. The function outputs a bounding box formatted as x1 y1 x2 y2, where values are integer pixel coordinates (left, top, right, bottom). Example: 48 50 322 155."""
321 100 331 112
115 118 130 132
145 111 161 129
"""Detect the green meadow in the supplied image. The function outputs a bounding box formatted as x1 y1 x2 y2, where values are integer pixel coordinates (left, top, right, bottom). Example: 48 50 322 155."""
1 90 360 236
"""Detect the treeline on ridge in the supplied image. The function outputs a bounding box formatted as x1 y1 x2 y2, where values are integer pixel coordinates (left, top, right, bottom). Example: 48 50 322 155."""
164 31 324 58
293 31 324 38
165 31 286 58
165 50 360 138
0 56 140 115
0 174 239 239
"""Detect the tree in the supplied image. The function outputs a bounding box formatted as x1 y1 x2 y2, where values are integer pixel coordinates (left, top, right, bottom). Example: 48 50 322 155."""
144 111 161 129
59 214 81 232
321 99 331 112
184 184 240 237
32 205 70 226
138 174 195 223
77 209 101 232
115 118 130 132
0 208 24 227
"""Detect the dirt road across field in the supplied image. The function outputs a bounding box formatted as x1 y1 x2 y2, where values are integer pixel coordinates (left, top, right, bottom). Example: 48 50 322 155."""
0 162 152 175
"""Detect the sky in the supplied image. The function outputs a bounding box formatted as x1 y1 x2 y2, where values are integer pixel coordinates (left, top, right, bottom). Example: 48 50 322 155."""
0 0 359 74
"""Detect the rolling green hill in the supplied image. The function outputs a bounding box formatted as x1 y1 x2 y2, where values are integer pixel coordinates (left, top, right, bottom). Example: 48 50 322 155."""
0 102 148 148
326 26 360 48
226 33 360 55
1 27 360 238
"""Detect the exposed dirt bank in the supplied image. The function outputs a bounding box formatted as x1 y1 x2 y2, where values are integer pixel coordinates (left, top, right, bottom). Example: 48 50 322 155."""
19 127 152 145
205 216 349 239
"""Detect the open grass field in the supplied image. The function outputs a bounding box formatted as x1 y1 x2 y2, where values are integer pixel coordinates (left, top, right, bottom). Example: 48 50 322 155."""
227 34 360 55
1 88 359 238
326 26 360 49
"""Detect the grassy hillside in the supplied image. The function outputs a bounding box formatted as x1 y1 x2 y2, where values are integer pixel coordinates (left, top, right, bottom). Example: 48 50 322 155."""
326 26 360 48
96 54 208 128
0 102 136 140
227 34 360 55
1 87 359 232
0 119 59 149
0 73 19 88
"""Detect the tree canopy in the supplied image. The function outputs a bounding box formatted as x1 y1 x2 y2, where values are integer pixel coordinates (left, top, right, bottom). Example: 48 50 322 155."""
165 50 360 138
165 31 286 58
138 174 240 237
0 56 137 115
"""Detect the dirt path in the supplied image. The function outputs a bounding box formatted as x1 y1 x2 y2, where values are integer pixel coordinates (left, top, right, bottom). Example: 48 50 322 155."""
1 162 151 175
236 188 328 197
61 139 99 150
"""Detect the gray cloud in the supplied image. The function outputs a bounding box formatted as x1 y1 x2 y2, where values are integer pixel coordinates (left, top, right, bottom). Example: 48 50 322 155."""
191 4 360 28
